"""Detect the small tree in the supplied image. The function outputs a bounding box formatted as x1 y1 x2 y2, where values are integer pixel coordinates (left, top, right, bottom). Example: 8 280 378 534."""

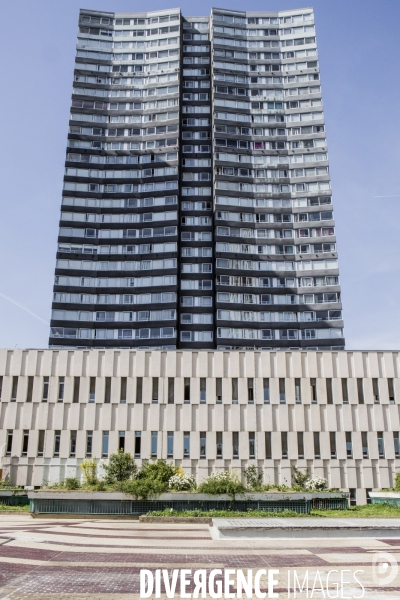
292 466 309 488
103 449 137 484
395 472 400 492
80 458 97 485
244 465 263 490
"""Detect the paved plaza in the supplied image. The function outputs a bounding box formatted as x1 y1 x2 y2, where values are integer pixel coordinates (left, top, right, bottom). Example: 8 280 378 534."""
0 516 399 598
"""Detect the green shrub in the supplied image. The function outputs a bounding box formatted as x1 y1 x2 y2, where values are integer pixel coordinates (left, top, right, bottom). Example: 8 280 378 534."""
80 458 97 485
198 470 246 498
103 449 137 484
122 459 176 499
394 472 400 492
292 466 309 488
94 480 107 491
244 465 263 491
64 477 80 490
168 473 196 491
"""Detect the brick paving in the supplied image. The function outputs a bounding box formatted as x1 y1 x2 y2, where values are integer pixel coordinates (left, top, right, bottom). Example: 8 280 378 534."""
0 516 399 598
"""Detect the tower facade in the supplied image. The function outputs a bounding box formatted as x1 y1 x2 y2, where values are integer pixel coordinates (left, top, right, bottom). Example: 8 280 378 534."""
50 7 344 351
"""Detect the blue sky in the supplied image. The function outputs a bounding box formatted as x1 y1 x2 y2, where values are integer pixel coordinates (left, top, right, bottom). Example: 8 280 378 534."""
0 0 399 349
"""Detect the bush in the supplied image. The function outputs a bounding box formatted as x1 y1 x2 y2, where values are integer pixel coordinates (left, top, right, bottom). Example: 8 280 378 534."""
244 465 263 491
304 475 328 491
394 472 400 492
292 466 309 488
64 477 80 490
198 470 246 498
168 473 196 491
103 449 137 484
122 459 176 499
80 458 97 485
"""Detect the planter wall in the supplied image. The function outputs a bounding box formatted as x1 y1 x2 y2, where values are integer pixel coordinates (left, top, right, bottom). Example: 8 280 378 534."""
369 492 400 506
0 491 29 506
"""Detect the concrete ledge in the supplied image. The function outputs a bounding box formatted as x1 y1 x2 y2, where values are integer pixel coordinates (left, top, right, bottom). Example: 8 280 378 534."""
139 516 212 524
31 514 140 520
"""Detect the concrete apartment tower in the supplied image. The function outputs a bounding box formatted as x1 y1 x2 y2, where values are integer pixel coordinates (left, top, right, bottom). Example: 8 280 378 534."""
50 7 344 352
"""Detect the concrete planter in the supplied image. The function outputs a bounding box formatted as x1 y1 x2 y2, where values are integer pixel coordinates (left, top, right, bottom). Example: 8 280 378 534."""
0 490 29 506
369 492 400 506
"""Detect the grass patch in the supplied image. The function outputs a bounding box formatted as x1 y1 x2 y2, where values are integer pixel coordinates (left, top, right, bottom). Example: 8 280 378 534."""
312 503 400 518
0 503 30 511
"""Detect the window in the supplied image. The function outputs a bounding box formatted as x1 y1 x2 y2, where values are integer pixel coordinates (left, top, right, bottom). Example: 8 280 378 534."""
184 432 190 458
216 432 223 458
281 432 288 459
249 432 255 458
330 431 336 458
265 432 272 459
394 432 400 458
263 378 270 404
346 432 352 458
73 377 80 403
11 376 18 401
341 378 348 404
135 431 141 458
37 430 45 457
372 378 379 404
357 378 364 404
70 431 77 457
247 378 254 403
58 377 65 402
362 432 368 458
297 432 304 458
136 377 143 403
54 431 61 458
216 378 222 403
232 378 238 404
232 432 239 458
26 376 34 403
388 378 395 404
104 377 111 403
120 377 127 403
86 430 93 457
200 378 206 403
200 432 206 458
313 431 320 458
295 378 301 404
168 378 174 404
0 376 2 400
279 378 286 403
184 377 190 403
167 431 174 458
119 431 125 451
101 431 109 458
151 431 157 457
377 432 385 458
42 376 50 402
89 377 96 402
21 430 29 457
310 378 317 403
326 378 333 404
152 377 159 404
6 430 13 456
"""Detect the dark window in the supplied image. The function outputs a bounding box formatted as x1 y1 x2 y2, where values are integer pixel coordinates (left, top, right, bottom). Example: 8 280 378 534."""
0 376 2 399
168 377 174 404
184 377 190 403
136 377 143 403
279 378 285 403
183 432 190 458
248 378 254 403
69 431 77 457
330 431 336 458
281 432 288 459
372 378 379 404
151 431 157 457
216 432 223 458
297 432 304 458
326 378 333 404
200 432 206 458
21 430 29 457
119 430 125 451
249 432 255 458
232 432 239 458
152 377 158 404
135 431 141 457
394 432 400 458
232 378 238 403
37 430 45 457
73 377 80 403
58 377 65 402
346 431 352 458
349 488 357 506
357 378 364 404
42 377 49 402
120 377 127 403
313 431 320 459
6 430 13 456
263 378 270 404
377 432 385 458
89 377 96 402
310 378 317 404
265 432 272 459
11 376 18 401
362 432 368 458
216 378 222 403
341 378 349 404
102 431 109 458
200 378 206 403
26 376 34 403
167 431 173 458
86 430 93 457
295 378 301 404
366 488 372 504
54 431 61 458
388 378 395 404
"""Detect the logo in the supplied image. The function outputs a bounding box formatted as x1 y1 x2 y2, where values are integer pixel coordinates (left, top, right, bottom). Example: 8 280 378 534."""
372 552 399 586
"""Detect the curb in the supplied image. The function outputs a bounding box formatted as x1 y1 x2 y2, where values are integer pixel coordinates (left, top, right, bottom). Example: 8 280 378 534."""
139 516 212 524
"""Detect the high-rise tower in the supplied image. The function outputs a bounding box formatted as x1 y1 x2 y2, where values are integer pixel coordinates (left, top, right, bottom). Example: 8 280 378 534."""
50 7 344 351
